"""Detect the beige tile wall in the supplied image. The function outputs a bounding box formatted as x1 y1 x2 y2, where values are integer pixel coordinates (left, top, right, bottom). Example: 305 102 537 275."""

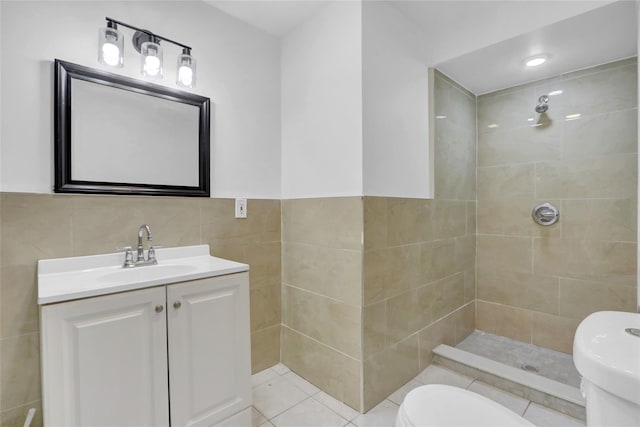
361 71 477 411
476 58 638 354
280 197 363 411
0 193 281 426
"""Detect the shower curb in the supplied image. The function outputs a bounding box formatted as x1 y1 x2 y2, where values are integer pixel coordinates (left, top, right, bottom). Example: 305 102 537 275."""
433 344 586 421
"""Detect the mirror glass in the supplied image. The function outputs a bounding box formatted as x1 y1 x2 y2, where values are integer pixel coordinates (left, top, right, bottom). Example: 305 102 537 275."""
55 60 210 197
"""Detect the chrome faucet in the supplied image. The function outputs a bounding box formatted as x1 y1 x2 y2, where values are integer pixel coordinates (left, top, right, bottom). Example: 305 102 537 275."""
135 224 158 265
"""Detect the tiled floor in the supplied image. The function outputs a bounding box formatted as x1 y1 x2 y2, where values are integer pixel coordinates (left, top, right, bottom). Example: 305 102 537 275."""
251 363 585 427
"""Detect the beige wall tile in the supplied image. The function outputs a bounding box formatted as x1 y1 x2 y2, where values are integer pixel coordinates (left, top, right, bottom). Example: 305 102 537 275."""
0 266 38 339
477 268 559 315
478 123 561 168
282 197 362 250
363 197 387 250
559 62 637 118
563 109 637 160
364 245 419 305
477 235 532 274
477 197 561 237
202 198 280 246
559 278 637 320
531 313 580 354
420 240 457 284
429 201 467 239
1 401 43 427
455 235 476 272
386 289 423 346
464 269 476 303
536 155 637 200
476 301 532 343
251 324 281 374
455 302 475 345
363 301 386 356
363 334 419 411
477 164 535 201
533 238 636 283
478 86 535 131
250 283 281 332
1 333 40 410
562 199 636 242
245 242 281 288
386 198 430 246
281 326 361 411
418 314 456 369
467 201 477 235
1 193 73 267
431 273 465 321
283 242 362 306
282 286 361 359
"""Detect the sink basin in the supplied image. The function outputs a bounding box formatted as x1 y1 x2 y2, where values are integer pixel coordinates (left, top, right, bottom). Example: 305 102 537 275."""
573 311 640 405
38 245 249 304
97 264 198 283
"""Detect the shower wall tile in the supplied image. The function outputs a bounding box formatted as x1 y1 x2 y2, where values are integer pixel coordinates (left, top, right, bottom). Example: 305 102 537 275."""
478 124 561 168
419 240 457 284
363 301 386 355
477 58 637 355
364 244 420 305
418 313 456 369
281 326 361 411
558 278 637 320
476 301 533 344
0 192 282 418
535 154 637 199
561 198 637 242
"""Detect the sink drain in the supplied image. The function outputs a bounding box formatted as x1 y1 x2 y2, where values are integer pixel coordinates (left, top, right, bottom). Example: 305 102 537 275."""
521 364 539 373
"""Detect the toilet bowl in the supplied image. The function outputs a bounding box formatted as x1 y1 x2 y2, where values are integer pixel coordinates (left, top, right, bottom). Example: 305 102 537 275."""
396 384 535 427
573 311 640 426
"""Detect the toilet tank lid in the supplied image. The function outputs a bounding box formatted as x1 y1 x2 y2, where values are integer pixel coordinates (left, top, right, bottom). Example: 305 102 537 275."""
573 311 640 405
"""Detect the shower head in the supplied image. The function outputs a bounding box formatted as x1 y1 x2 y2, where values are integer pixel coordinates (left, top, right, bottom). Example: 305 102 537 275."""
535 95 549 113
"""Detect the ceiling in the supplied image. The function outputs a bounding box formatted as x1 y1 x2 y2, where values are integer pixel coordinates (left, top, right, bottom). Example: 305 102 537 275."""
435 0 638 94
204 0 637 94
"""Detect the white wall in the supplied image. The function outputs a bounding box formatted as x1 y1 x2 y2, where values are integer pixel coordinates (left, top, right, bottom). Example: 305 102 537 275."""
362 1 433 198
0 1 281 198
280 1 363 199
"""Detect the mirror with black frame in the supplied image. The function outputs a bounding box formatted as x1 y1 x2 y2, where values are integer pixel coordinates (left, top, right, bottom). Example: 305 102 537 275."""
54 59 210 197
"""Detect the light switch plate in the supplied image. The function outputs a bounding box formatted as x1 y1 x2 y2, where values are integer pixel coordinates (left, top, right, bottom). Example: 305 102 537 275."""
235 198 247 219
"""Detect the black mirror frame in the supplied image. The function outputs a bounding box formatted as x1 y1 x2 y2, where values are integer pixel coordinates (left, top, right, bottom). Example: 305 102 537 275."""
54 59 210 197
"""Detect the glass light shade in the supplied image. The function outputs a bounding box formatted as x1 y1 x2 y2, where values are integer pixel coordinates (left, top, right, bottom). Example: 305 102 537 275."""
141 41 163 78
176 52 196 88
98 26 124 68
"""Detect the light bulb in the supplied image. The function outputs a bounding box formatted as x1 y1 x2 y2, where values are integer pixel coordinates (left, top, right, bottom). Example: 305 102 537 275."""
145 55 161 76
102 42 120 66
178 65 193 86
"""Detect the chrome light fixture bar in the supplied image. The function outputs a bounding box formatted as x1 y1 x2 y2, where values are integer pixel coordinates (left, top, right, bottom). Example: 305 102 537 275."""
98 17 196 88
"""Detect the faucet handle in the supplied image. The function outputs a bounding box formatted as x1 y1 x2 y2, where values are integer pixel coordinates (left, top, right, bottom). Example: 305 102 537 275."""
148 245 163 264
116 246 136 268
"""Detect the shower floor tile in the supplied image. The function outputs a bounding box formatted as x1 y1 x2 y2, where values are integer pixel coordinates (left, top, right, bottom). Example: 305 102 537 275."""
457 330 581 387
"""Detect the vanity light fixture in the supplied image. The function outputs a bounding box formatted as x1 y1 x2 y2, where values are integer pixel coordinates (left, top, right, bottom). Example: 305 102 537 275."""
98 17 196 87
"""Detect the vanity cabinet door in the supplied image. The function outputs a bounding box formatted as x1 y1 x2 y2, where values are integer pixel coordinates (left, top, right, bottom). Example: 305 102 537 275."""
167 273 251 427
40 287 170 427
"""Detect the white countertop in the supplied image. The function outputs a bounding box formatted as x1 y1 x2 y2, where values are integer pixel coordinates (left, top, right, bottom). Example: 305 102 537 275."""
38 245 249 304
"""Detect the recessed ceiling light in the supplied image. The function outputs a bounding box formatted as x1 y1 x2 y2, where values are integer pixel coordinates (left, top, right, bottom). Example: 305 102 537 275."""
525 55 547 67
487 123 499 129
435 115 447 119
565 113 581 120
548 90 563 96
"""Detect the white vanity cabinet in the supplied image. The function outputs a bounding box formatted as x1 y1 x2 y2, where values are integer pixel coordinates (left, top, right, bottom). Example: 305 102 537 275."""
40 272 251 427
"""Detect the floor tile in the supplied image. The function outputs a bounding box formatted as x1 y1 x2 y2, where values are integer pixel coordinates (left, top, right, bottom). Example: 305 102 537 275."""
272 397 349 427
215 407 252 426
387 380 423 406
272 363 291 375
467 381 530 415
283 371 321 395
352 400 399 427
415 365 474 388
252 407 267 427
259 422 275 427
314 392 360 421
252 376 309 419
523 403 586 427
252 367 280 388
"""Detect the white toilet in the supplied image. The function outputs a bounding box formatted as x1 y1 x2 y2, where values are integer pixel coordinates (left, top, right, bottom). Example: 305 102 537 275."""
396 384 535 427
573 311 640 426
